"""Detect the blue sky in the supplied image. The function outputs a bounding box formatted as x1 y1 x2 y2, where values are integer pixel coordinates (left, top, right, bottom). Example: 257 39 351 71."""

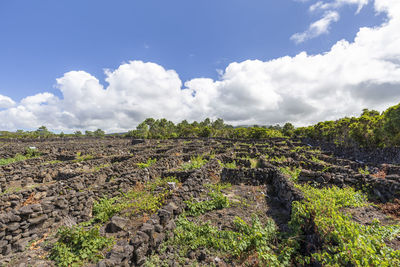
0 0 384 101
0 0 399 132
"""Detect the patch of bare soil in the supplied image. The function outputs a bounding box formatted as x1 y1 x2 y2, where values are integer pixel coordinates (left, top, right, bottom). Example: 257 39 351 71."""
343 205 398 226
192 184 271 230
380 198 400 219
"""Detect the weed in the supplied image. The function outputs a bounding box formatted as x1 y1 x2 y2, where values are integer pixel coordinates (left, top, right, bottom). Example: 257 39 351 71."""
0 147 40 166
220 160 237 169
179 155 208 171
73 152 94 163
265 155 287 163
290 184 400 266
42 160 62 165
184 183 230 216
136 158 157 169
358 166 370 175
170 215 283 266
49 225 113 267
92 177 178 223
279 167 301 182
310 155 325 165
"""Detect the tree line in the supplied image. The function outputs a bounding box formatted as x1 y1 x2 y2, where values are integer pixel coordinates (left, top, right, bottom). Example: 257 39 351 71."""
1 101 400 148
293 103 400 148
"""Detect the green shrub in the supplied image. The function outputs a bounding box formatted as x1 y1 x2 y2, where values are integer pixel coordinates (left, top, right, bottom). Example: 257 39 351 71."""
358 166 370 175
92 196 119 223
279 167 301 182
221 161 237 169
0 147 40 166
171 215 282 266
49 225 113 267
179 155 207 171
92 177 178 223
73 152 94 163
290 185 400 266
136 158 157 169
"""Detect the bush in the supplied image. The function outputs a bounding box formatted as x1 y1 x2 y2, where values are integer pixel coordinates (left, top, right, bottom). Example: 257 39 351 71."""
49 225 113 267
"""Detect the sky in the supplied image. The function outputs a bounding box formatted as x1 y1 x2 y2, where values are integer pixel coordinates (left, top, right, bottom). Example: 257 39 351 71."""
0 0 399 132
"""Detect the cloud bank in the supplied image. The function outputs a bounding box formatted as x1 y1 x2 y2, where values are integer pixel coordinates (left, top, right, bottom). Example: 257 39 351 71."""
0 0 399 133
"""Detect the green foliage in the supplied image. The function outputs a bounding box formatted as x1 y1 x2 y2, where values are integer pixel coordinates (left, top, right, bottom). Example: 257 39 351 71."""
279 167 301 182
179 155 208 171
125 117 287 140
290 185 400 266
171 215 284 266
293 105 400 148
265 155 287 163
49 225 113 267
220 160 237 169
310 155 326 165
382 103 400 146
358 166 370 175
282 122 295 137
93 129 105 137
184 183 231 216
92 177 178 222
136 158 157 169
42 160 62 165
92 196 119 223
25 147 41 157
73 152 94 163
0 147 40 166
0 154 28 166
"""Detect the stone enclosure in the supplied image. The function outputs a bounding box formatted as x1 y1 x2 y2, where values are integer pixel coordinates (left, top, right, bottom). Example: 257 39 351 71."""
0 137 399 266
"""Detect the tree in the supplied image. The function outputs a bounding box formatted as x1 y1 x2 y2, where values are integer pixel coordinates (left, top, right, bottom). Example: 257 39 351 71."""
282 123 295 137
94 129 105 137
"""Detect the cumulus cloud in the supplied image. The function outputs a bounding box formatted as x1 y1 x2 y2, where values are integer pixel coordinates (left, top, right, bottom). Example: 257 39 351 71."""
0 95 15 109
293 0 370 43
0 0 399 132
291 11 340 44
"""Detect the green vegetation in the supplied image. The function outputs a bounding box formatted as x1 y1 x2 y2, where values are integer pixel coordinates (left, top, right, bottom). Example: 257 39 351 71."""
73 152 94 163
184 183 231 216
0 186 23 196
294 105 400 148
0 154 29 166
49 225 113 267
289 185 400 266
358 166 370 175
265 155 287 163
136 158 157 169
3 101 400 148
92 164 111 172
125 117 284 139
218 159 237 169
279 167 301 182
237 155 261 168
310 155 326 165
92 177 179 222
0 147 41 166
169 215 285 266
179 155 208 171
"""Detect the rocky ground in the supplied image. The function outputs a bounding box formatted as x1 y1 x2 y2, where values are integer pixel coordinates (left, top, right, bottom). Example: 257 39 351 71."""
0 137 399 266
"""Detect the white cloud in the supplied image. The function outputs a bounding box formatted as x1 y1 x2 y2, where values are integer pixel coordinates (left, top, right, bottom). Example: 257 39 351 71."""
294 0 370 43
291 11 340 44
0 95 15 109
0 0 399 132
310 0 369 13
